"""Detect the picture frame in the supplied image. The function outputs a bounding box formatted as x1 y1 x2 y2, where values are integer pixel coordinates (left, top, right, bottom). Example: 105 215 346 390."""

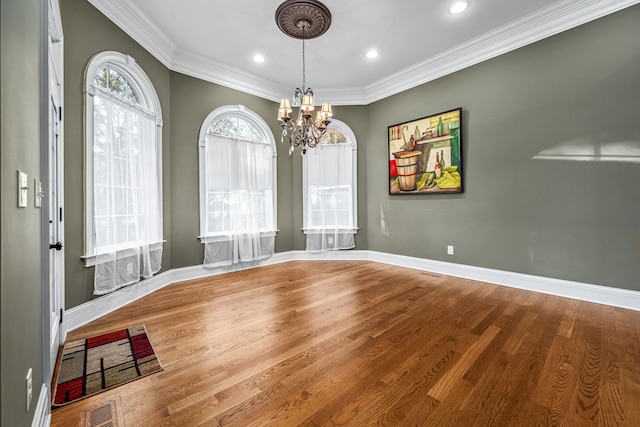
388 107 463 195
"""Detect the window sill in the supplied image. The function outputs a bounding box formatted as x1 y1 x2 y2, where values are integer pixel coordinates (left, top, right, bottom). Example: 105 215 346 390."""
198 230 278 244
302 228 358 235
82 240 165 267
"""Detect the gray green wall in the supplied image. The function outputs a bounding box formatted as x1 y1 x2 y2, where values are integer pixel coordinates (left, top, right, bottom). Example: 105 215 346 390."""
59 0 370 303
0 2 637 423
60 0 172 308
164 75 370 266
296 105 370 250
60 0 639 314
367 5 640 291
1 0 45 425
169 72 294 267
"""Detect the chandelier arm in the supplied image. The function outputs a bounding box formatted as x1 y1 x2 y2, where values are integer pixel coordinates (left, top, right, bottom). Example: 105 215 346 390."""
292 132 303 147
309 123 326 145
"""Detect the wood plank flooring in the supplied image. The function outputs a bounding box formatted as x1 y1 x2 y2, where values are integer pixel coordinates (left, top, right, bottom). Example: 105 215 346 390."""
51 261 640 426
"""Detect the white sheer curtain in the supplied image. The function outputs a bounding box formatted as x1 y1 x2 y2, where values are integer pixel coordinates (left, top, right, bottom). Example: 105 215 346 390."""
203 134 275 265
304 143 356 251
92 89 162 295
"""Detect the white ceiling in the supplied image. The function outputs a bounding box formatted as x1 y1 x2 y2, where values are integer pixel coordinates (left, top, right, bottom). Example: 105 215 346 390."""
88 0 637 105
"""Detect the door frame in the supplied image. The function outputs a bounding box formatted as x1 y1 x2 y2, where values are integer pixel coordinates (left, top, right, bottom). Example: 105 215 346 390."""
43 0 65 384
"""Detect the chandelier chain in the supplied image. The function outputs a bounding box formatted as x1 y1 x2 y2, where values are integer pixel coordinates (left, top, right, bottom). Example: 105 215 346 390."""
302 26 306 91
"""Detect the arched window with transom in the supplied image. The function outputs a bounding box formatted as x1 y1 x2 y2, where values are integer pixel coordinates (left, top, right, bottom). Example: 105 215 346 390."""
198 105 277 265
84 51 163 295
303 119 358 251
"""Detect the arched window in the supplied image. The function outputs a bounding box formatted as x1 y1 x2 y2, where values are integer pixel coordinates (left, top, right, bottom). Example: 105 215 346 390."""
198 105 277 265
84 52 163 295
303 119 358 251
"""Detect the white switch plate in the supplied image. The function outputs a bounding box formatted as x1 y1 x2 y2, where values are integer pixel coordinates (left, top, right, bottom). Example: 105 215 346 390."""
447 245 454 255
17 170 28 208
26 368 33 411
34 179 43 208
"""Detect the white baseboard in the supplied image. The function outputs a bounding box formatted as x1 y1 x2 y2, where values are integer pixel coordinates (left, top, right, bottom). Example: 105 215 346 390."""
65 251 299 331
366 251 640 311
65 250 640 332
32 383 50 427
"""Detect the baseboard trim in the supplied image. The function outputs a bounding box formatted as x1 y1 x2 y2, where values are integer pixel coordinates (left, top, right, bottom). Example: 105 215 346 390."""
65 252 301 331
65 250 639 332
366 251 640 311
32 383 50 427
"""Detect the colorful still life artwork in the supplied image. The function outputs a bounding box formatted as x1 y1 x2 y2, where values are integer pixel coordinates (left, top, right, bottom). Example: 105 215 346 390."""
388 107 463 194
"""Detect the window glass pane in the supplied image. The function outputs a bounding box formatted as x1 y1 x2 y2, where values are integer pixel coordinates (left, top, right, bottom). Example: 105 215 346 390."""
304 125 356 231
94 217 110 248
207 116 266 144
94 66 139 104
320 128 347 145
92 92 158 251
202 112 275 237
87 55 162 262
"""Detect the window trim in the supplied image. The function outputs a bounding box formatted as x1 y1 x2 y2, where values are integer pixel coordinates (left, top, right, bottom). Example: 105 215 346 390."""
302 119 358 233
83 51 163 261
197 105 277 241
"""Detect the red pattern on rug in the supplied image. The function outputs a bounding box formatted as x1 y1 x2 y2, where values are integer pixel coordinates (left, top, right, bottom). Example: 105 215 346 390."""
53 324 162 406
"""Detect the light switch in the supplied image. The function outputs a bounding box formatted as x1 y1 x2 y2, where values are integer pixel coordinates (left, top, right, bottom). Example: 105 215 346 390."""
34 179 44 208
17 170 28 208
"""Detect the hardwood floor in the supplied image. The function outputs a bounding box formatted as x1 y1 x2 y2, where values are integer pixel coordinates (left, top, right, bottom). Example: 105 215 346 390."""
51 261 640 426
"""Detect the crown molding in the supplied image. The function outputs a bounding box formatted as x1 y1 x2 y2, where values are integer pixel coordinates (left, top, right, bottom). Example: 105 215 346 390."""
313 87 369 106
172 50 368 105
87 0 176 68
171 49 289 103
361 0 640 104
88 0 639 105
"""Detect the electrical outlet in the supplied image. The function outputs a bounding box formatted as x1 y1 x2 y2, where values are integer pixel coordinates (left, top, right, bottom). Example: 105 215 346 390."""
447 245 454 255
26 368 33 411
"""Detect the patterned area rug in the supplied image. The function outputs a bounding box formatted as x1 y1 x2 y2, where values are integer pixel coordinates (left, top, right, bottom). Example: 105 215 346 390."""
53 324 162 406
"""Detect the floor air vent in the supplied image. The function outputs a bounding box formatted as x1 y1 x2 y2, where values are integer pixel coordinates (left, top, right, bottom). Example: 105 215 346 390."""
82 397 125 427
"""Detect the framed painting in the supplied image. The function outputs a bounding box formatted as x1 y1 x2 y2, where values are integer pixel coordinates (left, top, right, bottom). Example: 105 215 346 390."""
388 107 463 195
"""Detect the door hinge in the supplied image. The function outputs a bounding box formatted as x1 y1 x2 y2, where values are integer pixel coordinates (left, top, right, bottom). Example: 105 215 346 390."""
60 308 63 323
59 207 63 222
59 106 62 122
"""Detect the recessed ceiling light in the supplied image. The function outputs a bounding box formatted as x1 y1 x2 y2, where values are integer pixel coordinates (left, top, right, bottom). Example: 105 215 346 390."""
253 54 265 63
450 1 468 14
366 50 379 59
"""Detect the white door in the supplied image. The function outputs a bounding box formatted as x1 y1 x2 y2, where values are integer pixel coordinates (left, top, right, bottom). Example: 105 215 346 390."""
47 94 63 369
47 0 65 377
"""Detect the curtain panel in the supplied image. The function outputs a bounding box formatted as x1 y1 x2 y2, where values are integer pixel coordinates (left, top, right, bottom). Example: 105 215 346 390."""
304 143 356 251
202 134 276 265
91 90 162 294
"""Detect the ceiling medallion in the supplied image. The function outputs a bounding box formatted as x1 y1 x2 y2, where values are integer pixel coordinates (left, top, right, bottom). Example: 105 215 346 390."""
275 0 333 155
275 0 332 40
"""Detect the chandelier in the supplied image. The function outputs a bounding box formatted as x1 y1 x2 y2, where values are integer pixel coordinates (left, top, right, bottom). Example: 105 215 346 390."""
275 0 333 155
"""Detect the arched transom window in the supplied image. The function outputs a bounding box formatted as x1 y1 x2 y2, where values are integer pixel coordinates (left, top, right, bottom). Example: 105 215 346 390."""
303 119 358 251
198 105 277 265
84 51 163 295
